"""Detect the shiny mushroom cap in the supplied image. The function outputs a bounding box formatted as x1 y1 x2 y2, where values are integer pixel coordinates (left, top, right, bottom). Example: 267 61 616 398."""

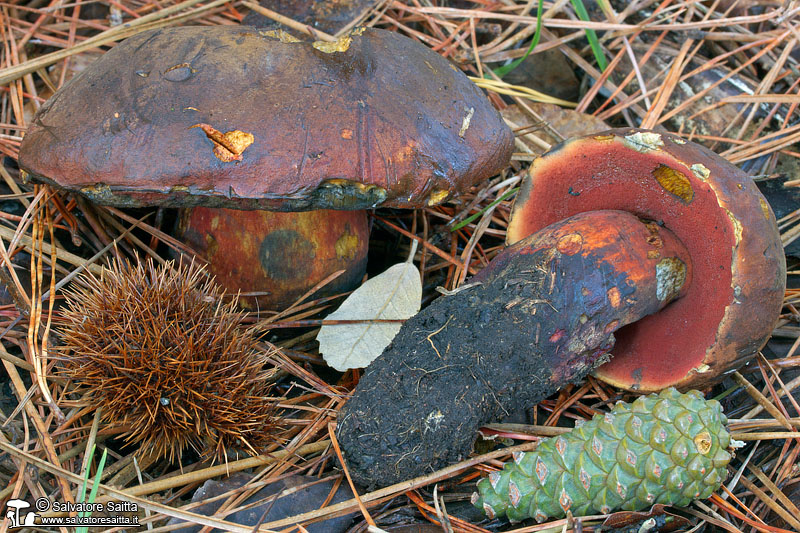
19 26 513 210
507 128 785 391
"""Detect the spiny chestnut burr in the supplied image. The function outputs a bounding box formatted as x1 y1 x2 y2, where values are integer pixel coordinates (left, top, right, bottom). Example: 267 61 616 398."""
58 256 280 461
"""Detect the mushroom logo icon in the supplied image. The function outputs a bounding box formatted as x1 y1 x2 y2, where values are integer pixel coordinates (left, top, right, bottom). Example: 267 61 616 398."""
4 499 37 529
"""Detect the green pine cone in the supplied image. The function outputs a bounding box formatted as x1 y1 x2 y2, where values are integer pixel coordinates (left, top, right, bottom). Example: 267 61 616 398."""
472 388 732 522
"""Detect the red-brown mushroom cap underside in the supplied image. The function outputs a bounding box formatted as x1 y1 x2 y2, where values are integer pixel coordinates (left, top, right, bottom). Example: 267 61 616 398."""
18 26 514 210
177 208 369 310
506 129 785 391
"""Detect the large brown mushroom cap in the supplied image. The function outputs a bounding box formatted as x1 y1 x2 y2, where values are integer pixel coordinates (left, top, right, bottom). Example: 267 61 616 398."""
506 129 785 391
18 26 513 210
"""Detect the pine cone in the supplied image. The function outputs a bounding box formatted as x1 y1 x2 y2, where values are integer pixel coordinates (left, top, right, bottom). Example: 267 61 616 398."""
473 388 732 522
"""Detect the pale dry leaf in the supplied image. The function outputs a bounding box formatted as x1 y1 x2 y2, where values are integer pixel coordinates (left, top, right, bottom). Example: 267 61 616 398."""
317 254 421 372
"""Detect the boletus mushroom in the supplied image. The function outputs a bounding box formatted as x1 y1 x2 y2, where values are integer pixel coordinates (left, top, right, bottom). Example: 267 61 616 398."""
336 129 784 488
17 26 513 308
506 129 786 391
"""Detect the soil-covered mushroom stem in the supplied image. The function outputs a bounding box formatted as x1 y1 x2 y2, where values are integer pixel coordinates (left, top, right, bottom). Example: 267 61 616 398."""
336 210 692 488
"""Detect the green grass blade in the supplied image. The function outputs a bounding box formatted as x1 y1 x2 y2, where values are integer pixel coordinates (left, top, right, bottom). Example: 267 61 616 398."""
490 0 543 79
86 447 108 506
76 443 94 510
77 447 108 533
570 0 608 71
451 187 518 232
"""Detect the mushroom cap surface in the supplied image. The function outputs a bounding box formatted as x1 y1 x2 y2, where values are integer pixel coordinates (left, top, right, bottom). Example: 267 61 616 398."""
19 26 513 210
506 129 785 391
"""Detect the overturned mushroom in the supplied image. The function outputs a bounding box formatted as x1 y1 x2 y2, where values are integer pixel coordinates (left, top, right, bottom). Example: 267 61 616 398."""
338 210 693 487
18 26 514 307
336 129 784 488
506 129 785 391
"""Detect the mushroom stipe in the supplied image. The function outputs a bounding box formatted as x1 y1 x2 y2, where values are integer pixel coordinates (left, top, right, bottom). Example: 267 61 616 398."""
337 210 692 488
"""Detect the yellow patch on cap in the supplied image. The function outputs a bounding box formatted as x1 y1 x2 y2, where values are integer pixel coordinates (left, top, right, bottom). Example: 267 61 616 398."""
760 198 771 221
653 164 694 204
192 123 254 163
313 35 352 53
260 29 300 43
690 163 710 182
724 208 743 245
427 189 449 206
623 131 663 152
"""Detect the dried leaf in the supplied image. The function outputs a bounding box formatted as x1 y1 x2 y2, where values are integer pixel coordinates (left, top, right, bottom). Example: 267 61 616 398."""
317 252 421 371
601 504 690 532
191 123 254 162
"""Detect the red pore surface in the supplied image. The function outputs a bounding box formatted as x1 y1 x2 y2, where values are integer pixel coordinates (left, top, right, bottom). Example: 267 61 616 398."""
506 129 785 391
